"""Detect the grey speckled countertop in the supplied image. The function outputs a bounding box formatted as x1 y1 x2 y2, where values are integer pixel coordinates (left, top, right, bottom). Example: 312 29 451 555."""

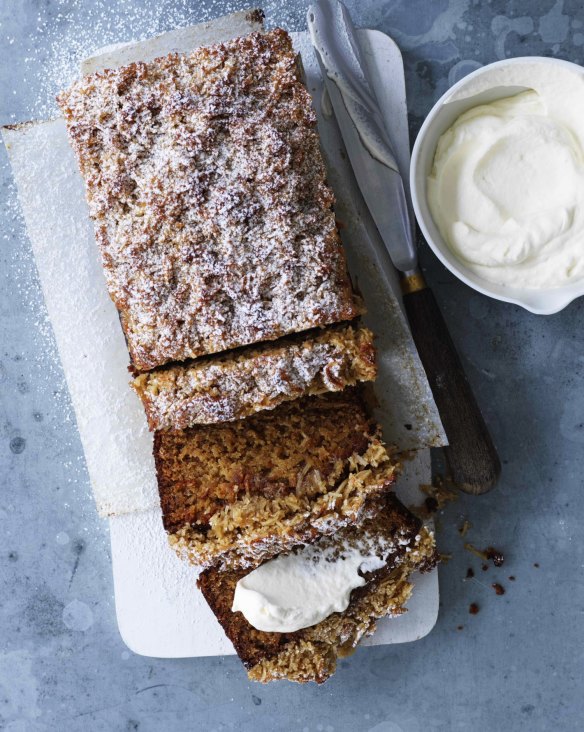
1 1 583 730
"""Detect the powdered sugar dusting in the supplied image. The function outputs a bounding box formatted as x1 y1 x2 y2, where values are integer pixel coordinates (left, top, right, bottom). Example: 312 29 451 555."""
2 10 308 520
0 154 91 511
3 120 159 517
5 1 309 126
133 325 376 430
262 505 425 575
57 29 360 371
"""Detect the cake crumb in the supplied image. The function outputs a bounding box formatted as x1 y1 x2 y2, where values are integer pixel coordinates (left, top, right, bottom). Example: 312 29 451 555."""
420 475 458 508
413 474 458 517
486 547 505 567
458 520 472 537
464 543 505 567
464 543 488 561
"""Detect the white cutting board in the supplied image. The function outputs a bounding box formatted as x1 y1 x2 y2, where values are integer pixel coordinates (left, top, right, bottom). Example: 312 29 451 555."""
111 450 437 658
109 29 439 658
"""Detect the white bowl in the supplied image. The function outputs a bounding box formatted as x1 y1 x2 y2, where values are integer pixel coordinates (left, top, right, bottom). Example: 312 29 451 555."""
410 56 584 315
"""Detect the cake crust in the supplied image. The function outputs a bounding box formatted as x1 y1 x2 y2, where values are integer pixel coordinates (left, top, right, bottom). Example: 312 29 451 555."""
57 29 361 371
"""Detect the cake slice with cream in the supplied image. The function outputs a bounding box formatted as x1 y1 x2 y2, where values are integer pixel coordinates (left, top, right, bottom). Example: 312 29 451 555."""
198 492 437 684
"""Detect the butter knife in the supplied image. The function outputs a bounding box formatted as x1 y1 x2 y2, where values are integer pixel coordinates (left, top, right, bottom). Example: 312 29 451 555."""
307 0 500 494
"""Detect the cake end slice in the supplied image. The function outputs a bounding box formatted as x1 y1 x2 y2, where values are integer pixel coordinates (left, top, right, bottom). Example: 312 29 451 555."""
57 28 362 371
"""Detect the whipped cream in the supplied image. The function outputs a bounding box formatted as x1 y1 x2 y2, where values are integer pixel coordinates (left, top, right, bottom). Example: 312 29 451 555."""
231 541 390 633
428 65 584 289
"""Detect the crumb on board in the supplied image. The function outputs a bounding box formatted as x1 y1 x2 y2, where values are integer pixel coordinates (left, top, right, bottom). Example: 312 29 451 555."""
420 475 458 508
411 473 458 518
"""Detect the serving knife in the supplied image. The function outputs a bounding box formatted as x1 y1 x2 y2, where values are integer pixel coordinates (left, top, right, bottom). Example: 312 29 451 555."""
307 0 501 494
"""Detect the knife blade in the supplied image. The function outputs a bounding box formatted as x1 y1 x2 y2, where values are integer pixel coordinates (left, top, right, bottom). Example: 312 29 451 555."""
307 0 417 273
307 0 501 494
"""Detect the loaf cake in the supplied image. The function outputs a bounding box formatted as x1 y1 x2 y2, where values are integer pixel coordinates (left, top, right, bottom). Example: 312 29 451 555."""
132 324 376 431
57 20 436 682
198 493 437 683
155 389 399 571
57 28 362 371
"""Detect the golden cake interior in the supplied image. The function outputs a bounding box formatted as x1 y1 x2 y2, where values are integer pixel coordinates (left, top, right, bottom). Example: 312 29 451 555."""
156 389 399 570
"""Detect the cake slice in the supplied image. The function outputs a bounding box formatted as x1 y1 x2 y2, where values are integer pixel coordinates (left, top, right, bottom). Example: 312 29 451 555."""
57 28 362 371
155 389 399 571
198 493 437 684
132 324 376 431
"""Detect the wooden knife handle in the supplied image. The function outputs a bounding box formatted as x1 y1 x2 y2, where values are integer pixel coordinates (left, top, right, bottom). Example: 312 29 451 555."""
401 272 501 494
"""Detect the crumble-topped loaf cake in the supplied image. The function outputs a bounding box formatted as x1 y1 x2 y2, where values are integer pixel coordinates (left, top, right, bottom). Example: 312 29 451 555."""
198 493 437 684
57 29 362 371
155 389 399 571
132 324 376 431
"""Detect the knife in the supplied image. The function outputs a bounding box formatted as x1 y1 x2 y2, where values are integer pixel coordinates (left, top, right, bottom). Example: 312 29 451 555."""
307 0 501 494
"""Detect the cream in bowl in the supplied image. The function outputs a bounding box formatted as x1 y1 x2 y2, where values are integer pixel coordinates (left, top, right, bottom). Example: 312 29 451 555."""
411 57 584 314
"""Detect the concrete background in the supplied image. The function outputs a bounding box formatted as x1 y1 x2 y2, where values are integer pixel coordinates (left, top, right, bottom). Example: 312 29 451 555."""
1 1 583 730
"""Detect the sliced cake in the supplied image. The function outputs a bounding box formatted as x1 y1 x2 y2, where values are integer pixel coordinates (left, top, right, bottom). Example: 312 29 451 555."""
132 324 376 431
57 29 362 371
198 493 437 684
155 389 399 571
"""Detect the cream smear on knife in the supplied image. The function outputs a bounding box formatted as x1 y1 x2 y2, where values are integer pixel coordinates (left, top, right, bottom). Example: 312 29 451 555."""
428 66 584 289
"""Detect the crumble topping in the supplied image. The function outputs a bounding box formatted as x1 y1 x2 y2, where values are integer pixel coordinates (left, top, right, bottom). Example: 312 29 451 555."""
57 29 361 370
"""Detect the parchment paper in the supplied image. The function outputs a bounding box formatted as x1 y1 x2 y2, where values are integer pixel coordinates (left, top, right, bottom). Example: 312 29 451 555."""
80 9 264 74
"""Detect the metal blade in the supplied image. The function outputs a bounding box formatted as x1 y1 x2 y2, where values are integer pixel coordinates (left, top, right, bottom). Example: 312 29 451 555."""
307 0 418 273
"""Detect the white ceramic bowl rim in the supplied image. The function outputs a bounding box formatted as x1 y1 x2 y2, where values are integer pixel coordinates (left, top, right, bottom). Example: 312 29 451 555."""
410 56 584 315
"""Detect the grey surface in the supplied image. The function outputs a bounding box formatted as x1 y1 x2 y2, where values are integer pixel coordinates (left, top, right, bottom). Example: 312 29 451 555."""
1 0 583 730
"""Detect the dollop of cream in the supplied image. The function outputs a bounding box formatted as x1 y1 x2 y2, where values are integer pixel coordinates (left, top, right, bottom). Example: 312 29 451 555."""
231 543 387 633
428 73 584 289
